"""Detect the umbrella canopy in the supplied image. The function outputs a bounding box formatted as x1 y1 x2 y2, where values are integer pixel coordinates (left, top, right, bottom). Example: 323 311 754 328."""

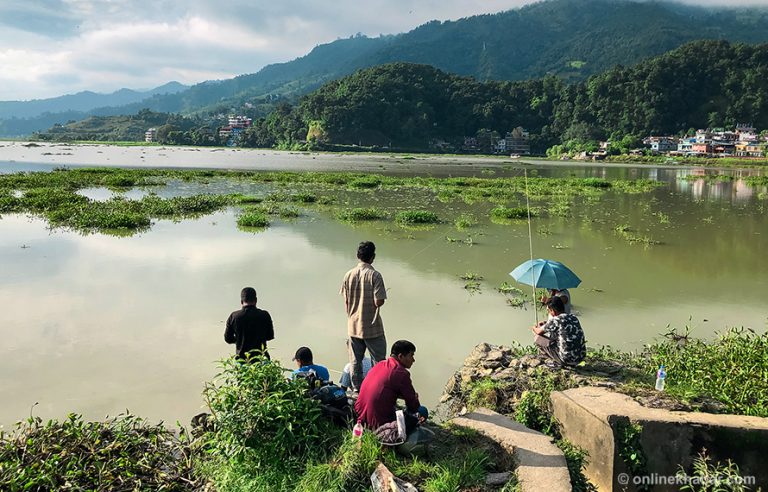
509 259 582 290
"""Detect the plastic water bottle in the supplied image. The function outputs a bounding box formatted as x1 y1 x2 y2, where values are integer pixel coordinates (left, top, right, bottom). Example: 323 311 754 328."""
655 365 666 391
352 422 363 438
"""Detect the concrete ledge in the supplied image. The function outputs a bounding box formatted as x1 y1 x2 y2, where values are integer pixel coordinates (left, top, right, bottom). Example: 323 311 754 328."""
551 387 768 491
452 407 571 492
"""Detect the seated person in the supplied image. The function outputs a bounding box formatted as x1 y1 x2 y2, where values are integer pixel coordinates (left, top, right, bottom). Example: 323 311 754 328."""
339 356 372 389
540 288 572 315
531 297 586 366
291 346 330 382
354 340 433 456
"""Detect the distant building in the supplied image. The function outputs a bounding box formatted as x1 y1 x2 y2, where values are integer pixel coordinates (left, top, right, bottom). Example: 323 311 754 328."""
145 128 157 142
506 127 531 155
643 136 678 153
735 141 765 158
677 138 694 153
219 115 253 145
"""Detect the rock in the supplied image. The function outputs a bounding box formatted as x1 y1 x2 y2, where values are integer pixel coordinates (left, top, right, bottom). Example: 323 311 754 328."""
592 381 617 389
440 393 452 404
508 358 520 368
528 358 542 368
491 368 518 382
371 463 418 492
444 374 461 395
485 471 512 486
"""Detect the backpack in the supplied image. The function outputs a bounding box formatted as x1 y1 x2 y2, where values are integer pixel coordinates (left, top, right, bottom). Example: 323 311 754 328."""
295 370 354 426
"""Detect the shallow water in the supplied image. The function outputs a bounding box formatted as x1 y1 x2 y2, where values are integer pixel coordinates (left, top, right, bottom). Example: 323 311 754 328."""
0 158 766 428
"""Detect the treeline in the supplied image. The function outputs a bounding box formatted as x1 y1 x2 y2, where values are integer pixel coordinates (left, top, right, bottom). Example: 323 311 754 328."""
35 109 223 145
239 40 768 153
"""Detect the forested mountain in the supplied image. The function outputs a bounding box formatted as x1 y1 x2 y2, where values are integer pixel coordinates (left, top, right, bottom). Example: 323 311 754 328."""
240 40 768 152
88 0 768 118
7 0 768 139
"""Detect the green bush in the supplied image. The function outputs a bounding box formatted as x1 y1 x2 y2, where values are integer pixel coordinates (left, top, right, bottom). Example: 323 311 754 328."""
204 357 339 490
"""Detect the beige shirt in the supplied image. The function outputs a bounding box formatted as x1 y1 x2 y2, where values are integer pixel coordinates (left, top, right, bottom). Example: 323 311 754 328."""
341 262 387 338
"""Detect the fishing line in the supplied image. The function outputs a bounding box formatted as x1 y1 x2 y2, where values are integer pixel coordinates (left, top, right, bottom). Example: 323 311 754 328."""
523 168 539 325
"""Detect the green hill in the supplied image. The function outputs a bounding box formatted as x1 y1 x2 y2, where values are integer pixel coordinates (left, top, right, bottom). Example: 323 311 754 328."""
250 40 768 152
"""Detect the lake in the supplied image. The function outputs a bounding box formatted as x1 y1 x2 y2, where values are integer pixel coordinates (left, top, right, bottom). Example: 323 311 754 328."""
1 147 766 428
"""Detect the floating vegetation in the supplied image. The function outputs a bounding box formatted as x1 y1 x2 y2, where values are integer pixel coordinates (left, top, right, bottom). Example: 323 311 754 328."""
490 206 531 221
232 194 264 204
497 282 523 296
552 243 569 249
537 227 553 236
614 224 662 246
454 213 477 229
653 211 670 224
237 210 270 228
681 174 734 182
395 210 439 225
336 207 387 222
348 176 382 189
459 272 484 281
464 281 482 294
506 297 526 307
0 168 665 236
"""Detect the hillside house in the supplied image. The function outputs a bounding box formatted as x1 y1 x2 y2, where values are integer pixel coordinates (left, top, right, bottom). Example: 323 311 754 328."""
219 115 253 144
145 128 157 142
735 141 765 157
644 136 678 153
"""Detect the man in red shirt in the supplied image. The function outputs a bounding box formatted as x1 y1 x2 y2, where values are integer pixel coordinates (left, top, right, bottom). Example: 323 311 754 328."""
355 340 432 455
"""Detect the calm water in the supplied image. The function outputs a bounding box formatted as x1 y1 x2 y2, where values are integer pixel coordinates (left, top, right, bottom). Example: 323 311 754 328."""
1 159 766 428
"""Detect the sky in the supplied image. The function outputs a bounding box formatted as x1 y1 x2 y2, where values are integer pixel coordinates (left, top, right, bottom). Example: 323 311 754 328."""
1 0 767 101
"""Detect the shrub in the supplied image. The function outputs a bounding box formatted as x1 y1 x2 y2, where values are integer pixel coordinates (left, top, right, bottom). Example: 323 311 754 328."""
0 413 196 491
202 357 339 475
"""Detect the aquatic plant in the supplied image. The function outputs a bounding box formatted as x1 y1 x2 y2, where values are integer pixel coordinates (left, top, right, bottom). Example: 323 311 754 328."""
395 210 439 225
237 211 270 228
336 207 387 222
490 206 530 220
454 213 477 229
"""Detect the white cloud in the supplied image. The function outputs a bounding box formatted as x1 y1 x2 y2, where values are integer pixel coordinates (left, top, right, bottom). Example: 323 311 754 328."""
1 0 768 100
0 0 533 100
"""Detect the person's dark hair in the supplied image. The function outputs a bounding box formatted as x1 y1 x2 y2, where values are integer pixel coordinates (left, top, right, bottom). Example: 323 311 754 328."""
391 340 416 357
293 346 313 364
547 296 565 314
241 287 257 304
357 241 376 263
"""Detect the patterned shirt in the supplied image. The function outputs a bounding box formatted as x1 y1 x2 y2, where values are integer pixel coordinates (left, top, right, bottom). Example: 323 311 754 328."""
542 313 586 365
340 262 387 339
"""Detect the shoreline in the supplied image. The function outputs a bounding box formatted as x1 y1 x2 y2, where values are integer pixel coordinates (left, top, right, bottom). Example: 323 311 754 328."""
1 141 763 174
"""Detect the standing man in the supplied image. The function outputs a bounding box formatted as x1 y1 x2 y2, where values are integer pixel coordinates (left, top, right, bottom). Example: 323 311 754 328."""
341 241 387 391
224 287 274 361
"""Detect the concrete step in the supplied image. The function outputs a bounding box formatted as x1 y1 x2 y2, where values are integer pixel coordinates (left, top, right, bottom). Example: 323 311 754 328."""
451 407 571 492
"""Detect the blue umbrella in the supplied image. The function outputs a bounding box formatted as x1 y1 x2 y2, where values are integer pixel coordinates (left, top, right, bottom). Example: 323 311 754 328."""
509 259 581 290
